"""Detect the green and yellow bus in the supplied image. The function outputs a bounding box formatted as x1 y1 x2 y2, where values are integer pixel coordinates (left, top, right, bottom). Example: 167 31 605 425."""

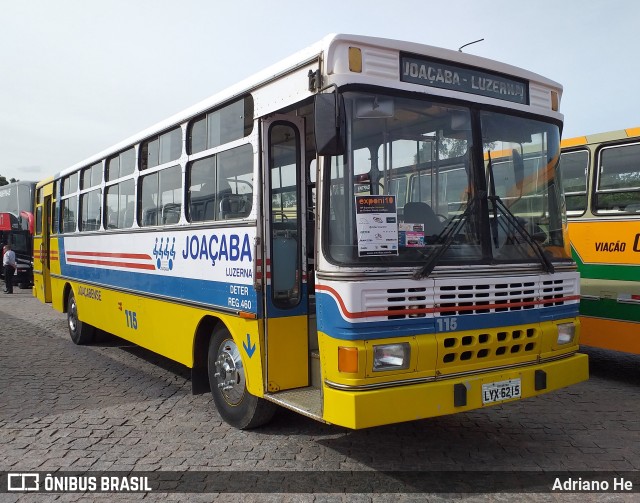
33 34 587 430
561 127 640 354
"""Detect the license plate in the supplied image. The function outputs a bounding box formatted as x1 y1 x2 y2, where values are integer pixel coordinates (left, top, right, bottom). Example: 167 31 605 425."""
482 378 521 404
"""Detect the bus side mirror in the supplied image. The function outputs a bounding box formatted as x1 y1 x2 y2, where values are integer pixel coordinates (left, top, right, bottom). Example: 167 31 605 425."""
314 94 346 156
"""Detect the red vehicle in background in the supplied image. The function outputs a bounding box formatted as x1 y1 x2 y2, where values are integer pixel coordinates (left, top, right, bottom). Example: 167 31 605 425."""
0 181 36 289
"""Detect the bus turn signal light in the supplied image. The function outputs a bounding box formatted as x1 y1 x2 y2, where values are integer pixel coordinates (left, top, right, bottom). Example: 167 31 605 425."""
349 47 362 73
338 346 359 373
551 90 559 111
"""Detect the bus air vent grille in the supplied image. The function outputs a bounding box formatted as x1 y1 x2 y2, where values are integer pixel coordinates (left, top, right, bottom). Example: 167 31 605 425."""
439 327 539 369
385 287 429 320
435 281 537 316
358 274 577 320
540 278 572 307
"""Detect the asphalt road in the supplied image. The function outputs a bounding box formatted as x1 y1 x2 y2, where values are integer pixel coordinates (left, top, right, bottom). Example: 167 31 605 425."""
1 288 638 502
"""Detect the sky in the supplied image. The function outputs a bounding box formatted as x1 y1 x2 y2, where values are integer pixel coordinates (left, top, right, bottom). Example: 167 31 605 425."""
1 0 638 182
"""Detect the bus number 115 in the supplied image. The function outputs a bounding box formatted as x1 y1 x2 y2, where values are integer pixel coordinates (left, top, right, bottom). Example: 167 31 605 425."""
125 310 138 330
436 317 457 332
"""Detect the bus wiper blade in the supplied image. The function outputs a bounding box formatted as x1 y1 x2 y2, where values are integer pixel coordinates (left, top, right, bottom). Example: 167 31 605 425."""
413 193 480 280
488 194 555 274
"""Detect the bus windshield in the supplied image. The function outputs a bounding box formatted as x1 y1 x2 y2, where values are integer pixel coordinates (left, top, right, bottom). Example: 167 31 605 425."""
0 183 34 214
324 92 569 267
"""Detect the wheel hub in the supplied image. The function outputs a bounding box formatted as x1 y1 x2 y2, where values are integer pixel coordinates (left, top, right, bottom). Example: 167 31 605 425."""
68 299 77 332
214 340 245 405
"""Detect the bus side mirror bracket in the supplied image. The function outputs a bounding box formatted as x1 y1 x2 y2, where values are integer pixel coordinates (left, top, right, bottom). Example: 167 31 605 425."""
314 93 346 156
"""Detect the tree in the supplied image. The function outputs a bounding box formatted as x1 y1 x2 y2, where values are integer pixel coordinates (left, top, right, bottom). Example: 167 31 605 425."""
414 135 469 165
0 175 17 186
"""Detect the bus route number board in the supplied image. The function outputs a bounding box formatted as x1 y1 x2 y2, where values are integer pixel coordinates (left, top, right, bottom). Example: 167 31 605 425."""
481 378 521 404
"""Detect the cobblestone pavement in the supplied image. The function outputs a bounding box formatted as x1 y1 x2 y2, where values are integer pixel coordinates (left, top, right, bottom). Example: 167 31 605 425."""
0 290 638 502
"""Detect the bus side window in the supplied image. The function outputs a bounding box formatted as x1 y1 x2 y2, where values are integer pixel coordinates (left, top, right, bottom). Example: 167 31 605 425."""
559 150 588 215
217 144 254 221
123 202 134 228
162 203 181 224
219 193 251 219
595 143 640 213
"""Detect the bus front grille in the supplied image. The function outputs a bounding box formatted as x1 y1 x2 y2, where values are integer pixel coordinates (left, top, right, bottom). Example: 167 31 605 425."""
437 326 539 371
358 273 578 320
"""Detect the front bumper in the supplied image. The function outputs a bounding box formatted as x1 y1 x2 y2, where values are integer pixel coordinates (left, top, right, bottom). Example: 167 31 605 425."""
322 353 588 429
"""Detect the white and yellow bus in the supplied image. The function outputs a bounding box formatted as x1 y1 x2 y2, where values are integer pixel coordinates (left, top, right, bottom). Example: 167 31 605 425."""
560 127 640 354
33 34 587 430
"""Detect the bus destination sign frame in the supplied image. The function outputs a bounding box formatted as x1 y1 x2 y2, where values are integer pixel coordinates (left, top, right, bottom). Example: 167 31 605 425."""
400 52 529 105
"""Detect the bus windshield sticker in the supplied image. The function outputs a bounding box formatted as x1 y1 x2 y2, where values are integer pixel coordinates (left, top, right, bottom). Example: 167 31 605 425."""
355 195 399 257
400 53 529 105
398 223 425 248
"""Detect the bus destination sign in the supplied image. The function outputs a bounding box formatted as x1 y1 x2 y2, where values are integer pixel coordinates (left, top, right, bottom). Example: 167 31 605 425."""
400 53 529 105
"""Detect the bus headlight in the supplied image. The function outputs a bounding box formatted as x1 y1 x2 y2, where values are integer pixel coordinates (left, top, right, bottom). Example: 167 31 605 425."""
372 343 410 371
557 323 576 345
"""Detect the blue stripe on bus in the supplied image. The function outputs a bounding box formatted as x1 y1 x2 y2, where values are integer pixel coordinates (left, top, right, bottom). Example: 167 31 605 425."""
316 292 579 341
264 286 309 317
58 240 260 315
57 241 311 318
61 261 260 314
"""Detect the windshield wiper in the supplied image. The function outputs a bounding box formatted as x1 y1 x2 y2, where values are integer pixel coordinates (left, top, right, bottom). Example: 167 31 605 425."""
488 194 555 274
413 193 481 279
485 149 554 274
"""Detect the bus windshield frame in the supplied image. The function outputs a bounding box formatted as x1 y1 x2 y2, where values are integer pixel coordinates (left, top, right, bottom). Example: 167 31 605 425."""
322 90 570 269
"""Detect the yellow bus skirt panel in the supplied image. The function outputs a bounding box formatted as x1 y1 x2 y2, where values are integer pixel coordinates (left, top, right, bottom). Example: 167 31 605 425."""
580 316 640 354
266 315 309 392
51 276 67 313
322 353 588 429
50 278 265 389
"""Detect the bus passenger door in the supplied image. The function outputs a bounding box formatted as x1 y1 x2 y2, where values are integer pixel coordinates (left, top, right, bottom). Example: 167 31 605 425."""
34 187 52 303
262 116 309 392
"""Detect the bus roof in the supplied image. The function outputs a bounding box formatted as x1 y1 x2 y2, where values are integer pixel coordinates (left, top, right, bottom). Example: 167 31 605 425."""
54 33 563 180
0 180 37 188
561 127 640 148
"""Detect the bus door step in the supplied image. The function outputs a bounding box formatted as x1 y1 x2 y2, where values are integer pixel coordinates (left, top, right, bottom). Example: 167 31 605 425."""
310 350 321 388
265 386 324 423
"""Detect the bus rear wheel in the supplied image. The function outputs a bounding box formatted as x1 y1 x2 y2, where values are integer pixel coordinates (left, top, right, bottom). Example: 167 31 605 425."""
207 326 276 429
67 291 95 345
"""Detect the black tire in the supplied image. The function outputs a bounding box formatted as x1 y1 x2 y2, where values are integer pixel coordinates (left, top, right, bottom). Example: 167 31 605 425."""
67 291 95 345
207 325 276 429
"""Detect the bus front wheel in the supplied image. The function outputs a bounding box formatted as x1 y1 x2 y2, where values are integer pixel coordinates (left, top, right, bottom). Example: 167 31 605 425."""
67 292 95 345
207 326 276 429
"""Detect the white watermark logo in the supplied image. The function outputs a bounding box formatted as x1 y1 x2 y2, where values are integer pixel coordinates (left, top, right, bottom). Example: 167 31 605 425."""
8 473 39 491
6 473 151 493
